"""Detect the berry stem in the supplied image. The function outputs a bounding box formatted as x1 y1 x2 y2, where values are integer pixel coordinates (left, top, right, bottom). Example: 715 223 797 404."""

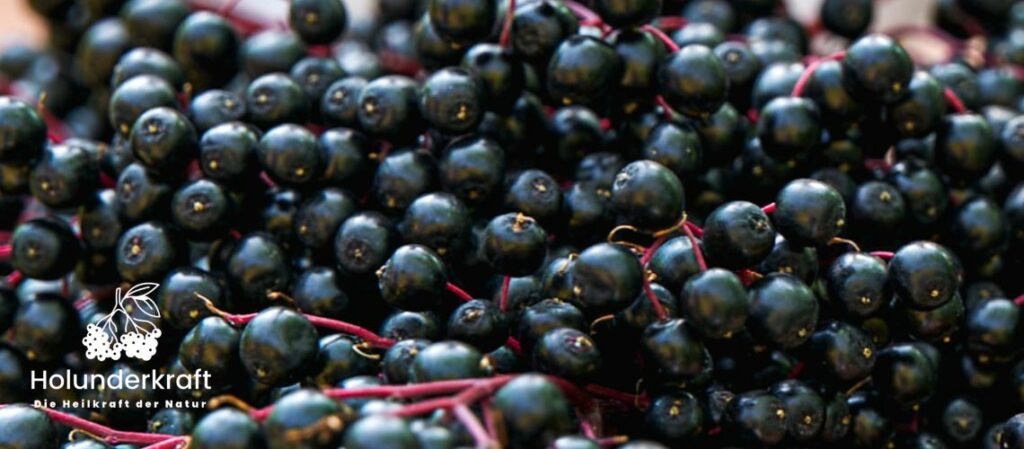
498 0 516 48
141 437 190 449
0 244 10 259
453 404 495 447
869 251 894 261
683 221 704 238
761 202 776 214
504 336 523 355
787 361 805 379
791 51 846 97
445 282 474 302
28 407 178 445
196 293 396 348
642 281 669 322
943 87 969 113
563 0 608 31
585 383 649 408
655 16 688 30
579 413 598 439
655 95 677 120
640 24 680 52
217 0 244 16
1013 294 1024 306
681 220 707 272
5 271 23 287
481 399 499 440
258 171 278 188
596 436 630 447
498 275 511 312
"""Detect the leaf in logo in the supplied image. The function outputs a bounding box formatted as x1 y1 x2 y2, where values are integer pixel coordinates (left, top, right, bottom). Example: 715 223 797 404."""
82 283 163 361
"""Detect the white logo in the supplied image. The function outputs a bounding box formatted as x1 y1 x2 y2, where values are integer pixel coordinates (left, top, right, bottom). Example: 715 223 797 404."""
82 282 162 361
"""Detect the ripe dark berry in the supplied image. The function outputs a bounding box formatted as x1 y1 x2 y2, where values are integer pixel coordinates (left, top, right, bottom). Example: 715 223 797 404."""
821 0 873 38
11 217 81 280
198 122 258 183
30 142 98 209
0 405 58 449
826 252 888 318
842 34 914 103
258 124 321 186
171 179 232 240
645 392 704 442
702 201 776 269
420 67 484 135
190 408 263 449
411 340 485 381
289 0 348 45
264 389 342 449
294 188 355 249
594 0 661 28
658 44 728 118
724 391 788 446
246 74 309 129
934 113 997 185
428 0 496 44
547 35 622 109
109 75 177 136
571 243 643 315
173 12 240 90
0 98 46 163
188 90 246 134
611 160 685 232
747 274 819 348
239 306 318 386
772 178 846 247
116 221 184 282
294 267 350 320
379 244 448 311
680 268 749 340
483 212 547 276
533 327 600 381
872 343 938 408
493 375 574 448
227 233 291 305
642 318 708 380
335 212 394 276
888 241 960 310
757 97 822 159
448 299 508 352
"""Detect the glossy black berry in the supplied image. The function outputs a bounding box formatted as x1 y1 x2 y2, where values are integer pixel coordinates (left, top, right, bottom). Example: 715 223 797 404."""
571 243 642 315
335 212 394 276
0 97 46 163
264 389 342 449
258 124 321 186
412 340 484 381
680 268 749 340
645 392 704 443
747 274 819 348
11 217 81 280
703 201 776 269
826 252 888 318
289 0 348 45
30 142 98 209
934 113 996 185
189 90 246 134
190 408 263 449
533 327 600 381
295 188 355 249
724 391 788 446
227 233 291 305
199 122 258 183
116 221 184 282
842 34 914 103
130 106 197 175
547 35 622 109
757 96 822 159
321 77 366 127
157 267 225 330
772 178 846 247
642 318 708 381
611 160 685 232
239 307 318 386
821 0 873 38
872 343 938 408
172 12 240 90
658 44 728 118
428 0 496 43
493 375 574 448
420 67 484 135
0 405 58 449
483 212 548 276
379 244 447 311
246 74 309 129
888 241 959 310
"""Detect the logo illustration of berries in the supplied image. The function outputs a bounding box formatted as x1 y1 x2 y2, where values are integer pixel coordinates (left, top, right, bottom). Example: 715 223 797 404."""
82 282 161 361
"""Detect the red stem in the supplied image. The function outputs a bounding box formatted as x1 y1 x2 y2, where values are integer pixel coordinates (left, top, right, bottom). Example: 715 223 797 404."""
504 336 523 356
761 202 776 214
681 220 707 272
1013 295 1024 306
787 361 805 379
453 404 494 447
655 95 676 120
259 172 277 188
499 275 511 312
0 244 10 259
499 0 516 48
206 301 395 348
642 282 669 322
683 221 704 238
641 25 680 52
481 399 499 440
869 251 894 261
656 16 688 30
445 282 474 302
141 437 190 449
30 407 179 445
943 87 968 113
584 384 649 408
5 271 23 287
791 51 846 97
579 413 598 439
563 0 608 31
217 0 244 16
